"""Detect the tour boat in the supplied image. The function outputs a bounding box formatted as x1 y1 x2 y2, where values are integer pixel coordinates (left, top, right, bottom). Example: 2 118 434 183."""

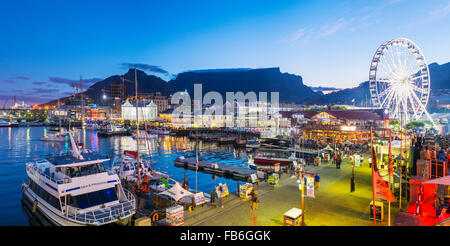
98 124 129 137
22 132 136 226
253 149 297 166
246 139 261 148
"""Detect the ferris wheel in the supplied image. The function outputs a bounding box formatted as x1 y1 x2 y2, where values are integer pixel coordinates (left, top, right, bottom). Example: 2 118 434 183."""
369 38 436 127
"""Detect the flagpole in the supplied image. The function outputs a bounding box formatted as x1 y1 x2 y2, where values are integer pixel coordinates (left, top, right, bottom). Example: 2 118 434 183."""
399 111 403 210
195 136 198 193
388 128 392 226
370 126 376 226
134 67 140 188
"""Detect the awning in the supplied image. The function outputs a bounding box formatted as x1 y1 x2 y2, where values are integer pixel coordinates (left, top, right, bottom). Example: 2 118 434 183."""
423 176 450 186
159 182 194 202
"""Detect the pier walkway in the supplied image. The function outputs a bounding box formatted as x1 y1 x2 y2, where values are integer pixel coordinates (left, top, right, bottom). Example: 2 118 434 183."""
183 154 401 226
174 157 257 182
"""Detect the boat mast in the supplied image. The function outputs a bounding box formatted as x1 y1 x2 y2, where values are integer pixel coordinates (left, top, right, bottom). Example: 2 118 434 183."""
80 76 85 128
134 68 141 185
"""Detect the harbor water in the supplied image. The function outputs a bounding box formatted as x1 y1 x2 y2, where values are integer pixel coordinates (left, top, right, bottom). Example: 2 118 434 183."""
0 126 251 225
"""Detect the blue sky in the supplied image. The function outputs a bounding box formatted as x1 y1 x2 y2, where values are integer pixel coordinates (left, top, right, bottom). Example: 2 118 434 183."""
0 0 449 105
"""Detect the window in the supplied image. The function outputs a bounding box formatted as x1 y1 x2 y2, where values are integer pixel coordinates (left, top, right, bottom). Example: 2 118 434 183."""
69 187 118 209
29 180 61 210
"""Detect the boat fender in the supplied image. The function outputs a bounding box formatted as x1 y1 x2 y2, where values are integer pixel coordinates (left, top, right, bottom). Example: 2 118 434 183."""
32 200 38 213
152 212 159 222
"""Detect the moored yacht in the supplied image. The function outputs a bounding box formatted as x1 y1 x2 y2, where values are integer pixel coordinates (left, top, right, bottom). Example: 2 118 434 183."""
0 119 18 127
22 132 136 226
113 150 169 192
131 130 157 140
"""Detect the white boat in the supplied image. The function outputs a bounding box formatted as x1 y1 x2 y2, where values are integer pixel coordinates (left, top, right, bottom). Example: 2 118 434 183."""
131 131 157 140
0 119 18 127
41 132 69 142
148 128 171 135
22 132 136 226
246 140 261 148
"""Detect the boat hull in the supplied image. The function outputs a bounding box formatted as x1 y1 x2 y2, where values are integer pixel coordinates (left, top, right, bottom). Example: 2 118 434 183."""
22 184 134 226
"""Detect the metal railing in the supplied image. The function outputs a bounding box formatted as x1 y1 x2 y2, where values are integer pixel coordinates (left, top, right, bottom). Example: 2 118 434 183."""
61 189 136 225
26 163 72 185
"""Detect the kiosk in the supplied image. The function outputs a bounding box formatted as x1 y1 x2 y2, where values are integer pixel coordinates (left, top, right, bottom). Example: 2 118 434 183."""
284 208 303 226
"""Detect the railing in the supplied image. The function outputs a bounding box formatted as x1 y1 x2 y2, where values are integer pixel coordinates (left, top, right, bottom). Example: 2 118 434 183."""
26 162 72 185
62 189 136 225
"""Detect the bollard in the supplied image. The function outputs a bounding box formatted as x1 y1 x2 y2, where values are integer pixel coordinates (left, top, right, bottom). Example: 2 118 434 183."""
211 190 215 203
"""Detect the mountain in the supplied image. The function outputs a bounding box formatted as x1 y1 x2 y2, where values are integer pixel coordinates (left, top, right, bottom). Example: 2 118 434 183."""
428 62 450 90
168 67 317 103
84 69 171 99
56 67 318 104
306 82 371 105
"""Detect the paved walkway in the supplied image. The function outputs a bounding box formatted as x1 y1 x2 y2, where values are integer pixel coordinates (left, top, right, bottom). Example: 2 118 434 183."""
183 154 401 226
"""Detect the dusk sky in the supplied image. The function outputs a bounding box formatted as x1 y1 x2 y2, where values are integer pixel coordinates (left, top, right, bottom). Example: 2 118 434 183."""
1 0 449 105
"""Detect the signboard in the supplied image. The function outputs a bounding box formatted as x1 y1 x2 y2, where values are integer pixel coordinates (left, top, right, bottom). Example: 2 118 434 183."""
250 173 257 183
306 175 315 198
215 183 229 198
194 192 206 206
354 154 361 167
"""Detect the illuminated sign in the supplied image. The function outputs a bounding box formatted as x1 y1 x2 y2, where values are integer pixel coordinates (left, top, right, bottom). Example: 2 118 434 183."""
341 126 356 131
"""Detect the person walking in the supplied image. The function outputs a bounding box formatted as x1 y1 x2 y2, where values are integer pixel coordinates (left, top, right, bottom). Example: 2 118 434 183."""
218 184 224 208
336 154 341 169
250 190 258 211
314 173 320 191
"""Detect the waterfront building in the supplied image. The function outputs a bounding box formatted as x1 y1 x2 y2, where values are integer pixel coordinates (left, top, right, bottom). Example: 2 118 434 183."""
281 108 389 143
141 92 170 113
121 99 157 121
110 82 126 99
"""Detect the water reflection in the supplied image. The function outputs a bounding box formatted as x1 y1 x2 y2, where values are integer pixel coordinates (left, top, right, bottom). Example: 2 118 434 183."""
1 127 252 225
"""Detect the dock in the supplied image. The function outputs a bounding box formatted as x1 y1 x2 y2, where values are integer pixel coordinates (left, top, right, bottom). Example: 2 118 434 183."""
174 157 257 182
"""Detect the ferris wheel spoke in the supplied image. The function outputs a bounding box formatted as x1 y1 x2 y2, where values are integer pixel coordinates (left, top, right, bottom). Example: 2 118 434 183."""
406 92 419 120
410 84 425 94
380 87 394 106
379 62 401 81
384 49 402 78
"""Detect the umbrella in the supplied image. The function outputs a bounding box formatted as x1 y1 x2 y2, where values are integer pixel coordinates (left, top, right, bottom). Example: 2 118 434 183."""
159 182 194 202
343 140 352 145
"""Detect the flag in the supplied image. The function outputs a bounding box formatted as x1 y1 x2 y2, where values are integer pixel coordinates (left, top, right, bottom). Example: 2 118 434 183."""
371 147 395 202
124 150 138 159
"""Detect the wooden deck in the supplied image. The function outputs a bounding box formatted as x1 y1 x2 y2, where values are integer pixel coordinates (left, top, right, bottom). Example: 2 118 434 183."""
174 157 257 182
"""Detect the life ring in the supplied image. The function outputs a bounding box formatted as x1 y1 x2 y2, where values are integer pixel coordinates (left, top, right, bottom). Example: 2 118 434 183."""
188 206 194 212
152 213 159 222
